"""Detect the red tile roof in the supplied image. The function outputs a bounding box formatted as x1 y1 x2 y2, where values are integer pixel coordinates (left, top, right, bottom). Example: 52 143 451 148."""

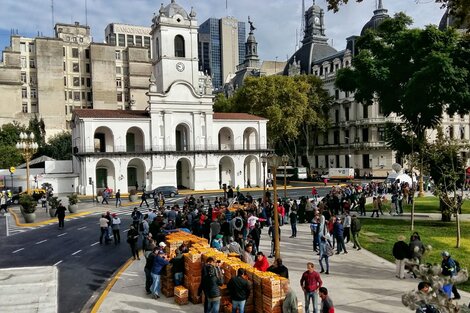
213 112 267 121
73 109 149 119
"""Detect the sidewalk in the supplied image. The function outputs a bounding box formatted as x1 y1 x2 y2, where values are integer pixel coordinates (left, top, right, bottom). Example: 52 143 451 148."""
92 223 470 313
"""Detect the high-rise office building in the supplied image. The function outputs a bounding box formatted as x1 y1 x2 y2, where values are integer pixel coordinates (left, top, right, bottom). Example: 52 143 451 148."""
198 17 245 91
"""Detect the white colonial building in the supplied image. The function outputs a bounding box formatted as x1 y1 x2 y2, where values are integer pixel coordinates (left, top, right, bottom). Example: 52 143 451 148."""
71 0 268 195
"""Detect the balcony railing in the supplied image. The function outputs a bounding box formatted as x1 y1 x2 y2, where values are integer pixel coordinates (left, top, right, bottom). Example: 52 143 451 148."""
74 144 271 155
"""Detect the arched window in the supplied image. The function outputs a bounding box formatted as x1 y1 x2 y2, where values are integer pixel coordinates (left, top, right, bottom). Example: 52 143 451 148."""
174 35 185 57
155 38 160 60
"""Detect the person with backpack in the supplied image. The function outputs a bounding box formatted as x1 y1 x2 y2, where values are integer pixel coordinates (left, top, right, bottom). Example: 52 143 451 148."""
350 214 362 250
441 251 457 299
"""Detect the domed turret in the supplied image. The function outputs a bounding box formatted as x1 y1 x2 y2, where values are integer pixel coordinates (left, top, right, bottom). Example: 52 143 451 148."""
160 0 189 19
360 0 389 35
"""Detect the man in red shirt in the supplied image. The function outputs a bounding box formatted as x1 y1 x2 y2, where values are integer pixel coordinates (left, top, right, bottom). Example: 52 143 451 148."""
300 262 323 313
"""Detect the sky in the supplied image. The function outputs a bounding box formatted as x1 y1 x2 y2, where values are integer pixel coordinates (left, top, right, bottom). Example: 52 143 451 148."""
0 0 445 61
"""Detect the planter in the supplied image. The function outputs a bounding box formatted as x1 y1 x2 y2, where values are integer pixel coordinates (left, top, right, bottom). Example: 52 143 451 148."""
129 195 138 202
49 208 57 218
23 212 36 223
96 196 103 203
68 204 78 213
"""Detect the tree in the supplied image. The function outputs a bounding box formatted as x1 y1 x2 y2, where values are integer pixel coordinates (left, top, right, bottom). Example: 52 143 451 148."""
213 93 234 113
226 75 330 164
325 0 470 29
42 132 72 160
335 13 470 220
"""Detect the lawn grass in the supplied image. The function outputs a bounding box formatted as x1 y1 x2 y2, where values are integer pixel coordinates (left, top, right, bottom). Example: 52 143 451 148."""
359 218 470 292
365 196 470 215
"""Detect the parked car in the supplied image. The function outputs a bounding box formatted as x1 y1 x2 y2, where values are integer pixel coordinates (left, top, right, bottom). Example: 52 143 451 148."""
145 186 178 198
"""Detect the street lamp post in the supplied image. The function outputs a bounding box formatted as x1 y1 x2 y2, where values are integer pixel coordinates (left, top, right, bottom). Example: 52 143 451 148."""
282 154 289 199
267 153 281 259
16 132 38 194
261 154 267 203
345 136 351 168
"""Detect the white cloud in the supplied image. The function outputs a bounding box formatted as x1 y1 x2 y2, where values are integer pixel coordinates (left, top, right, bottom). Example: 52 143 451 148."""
0 0 445 60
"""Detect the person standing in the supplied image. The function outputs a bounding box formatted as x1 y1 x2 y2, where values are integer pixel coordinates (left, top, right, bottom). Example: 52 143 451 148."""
333 218 347 255
150 250 169 299
371 197 380 217
115 189 121 207
111 213 121 245
319 287 335 313
392 235 409 279
300 262 323 313
227 268 252 313
144 247 157 294
170 248 185 286
342 212 351 243
200 257 223 313
358 193 366 216
99 213 109 244
289 209 298 238
282 280 298 313
441 251 457 299
350 214 362 250
319 232 331 275
127 225 140 260
55 201 67 229
140 192 149 208
131 207 143 229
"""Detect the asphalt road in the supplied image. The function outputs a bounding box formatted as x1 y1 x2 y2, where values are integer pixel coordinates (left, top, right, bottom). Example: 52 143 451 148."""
0 211 134 313
0 186 332 313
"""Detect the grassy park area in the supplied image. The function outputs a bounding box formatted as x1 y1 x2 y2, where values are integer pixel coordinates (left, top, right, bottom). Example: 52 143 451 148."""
360 218 470 292
366 196 470 215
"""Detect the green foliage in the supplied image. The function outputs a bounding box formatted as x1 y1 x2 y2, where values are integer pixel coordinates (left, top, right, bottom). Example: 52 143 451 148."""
336 13 470 131
360 218 470 292
19 194 37 213
47 196 61 210
67 193 78 205
213 93 234 113
28 115 46 149
325 0 469 30
41 132 72 160
0 146 23 169
228 75 330 159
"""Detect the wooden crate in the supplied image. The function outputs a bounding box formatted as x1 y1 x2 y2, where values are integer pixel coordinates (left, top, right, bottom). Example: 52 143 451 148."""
175 295 189 305
174 286 188 298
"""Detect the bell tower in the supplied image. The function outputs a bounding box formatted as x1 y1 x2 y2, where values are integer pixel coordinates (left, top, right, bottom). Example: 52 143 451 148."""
302 0 326 45
151 1 199 92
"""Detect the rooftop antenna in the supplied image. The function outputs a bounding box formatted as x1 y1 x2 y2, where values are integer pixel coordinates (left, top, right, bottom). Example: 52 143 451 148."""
51 0 55 36
85 0 88 26
225 0 228 16
301 0 305 35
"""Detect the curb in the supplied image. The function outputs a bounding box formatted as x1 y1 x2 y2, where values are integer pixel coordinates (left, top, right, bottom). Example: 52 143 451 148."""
9 208 93 227
90 257 135 313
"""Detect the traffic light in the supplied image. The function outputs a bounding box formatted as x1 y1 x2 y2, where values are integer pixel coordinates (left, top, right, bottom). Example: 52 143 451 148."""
89 177 93 185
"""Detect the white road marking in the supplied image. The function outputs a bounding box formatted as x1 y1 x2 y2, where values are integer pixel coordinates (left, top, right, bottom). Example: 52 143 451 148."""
77 226 87 230
5 214 9 237
53 260 63 266
35 240 48 245
71 250 82 256
57 233 67 237
12 248 24 254
90 242 99 246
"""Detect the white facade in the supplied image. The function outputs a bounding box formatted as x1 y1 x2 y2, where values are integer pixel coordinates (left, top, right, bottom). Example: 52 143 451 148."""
71 1 268 195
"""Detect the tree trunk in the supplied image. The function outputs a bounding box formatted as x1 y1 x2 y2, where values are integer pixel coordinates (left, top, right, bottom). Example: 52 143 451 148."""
439 198 452 222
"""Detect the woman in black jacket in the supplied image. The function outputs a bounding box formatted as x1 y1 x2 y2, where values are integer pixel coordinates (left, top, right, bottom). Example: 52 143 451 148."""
127 225 140 260
392 235 409 279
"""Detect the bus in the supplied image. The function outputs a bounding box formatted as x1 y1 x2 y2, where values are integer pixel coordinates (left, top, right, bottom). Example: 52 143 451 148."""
274 166 308 180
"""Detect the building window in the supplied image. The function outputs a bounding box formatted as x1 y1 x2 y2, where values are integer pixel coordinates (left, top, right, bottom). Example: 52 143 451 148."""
115 50 121 60
116 67 121 74
30 89 37 98
344 130 350 143
86 63 90 73
63 62 66 71
363 105 368 119
29 43 35 53
117 92 123 102
345 91 350 98
73 77 80 86
378 103 384 115
20 42 26 52
82 91 85 100
21 57 27 68
123 67 129 75
64 91 67 100
460 126 465 140
362 154 370 168
108 34 116 46
127 35 134 46
333 131 340 145
336 155 340 167
85 49 90 59
345 107 350 121
324 155 329 168
63 47 66 56
22 88 27 98
118 34 125 46
86 78 91 87
73 92 80 101
314 155 319 168
323 133 328 145
21 72 27 83
362 128 369 142
174 35 185 57
144 36 150 48
335 110 339 124
335 63 339 71
448 126 454 139
87 92 92 101
64 76 67 86
335 90 340 100
29 58 35 68
136 36 142 46
73 63 79 72
72 48 79 58
81 77 85 85
22 103 28 113
116 78 122 88
378 127 386 141
69 91 73 99
122 51 128 61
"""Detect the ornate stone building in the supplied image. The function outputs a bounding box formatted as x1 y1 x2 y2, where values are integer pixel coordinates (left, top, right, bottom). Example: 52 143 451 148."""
71 0 269 195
